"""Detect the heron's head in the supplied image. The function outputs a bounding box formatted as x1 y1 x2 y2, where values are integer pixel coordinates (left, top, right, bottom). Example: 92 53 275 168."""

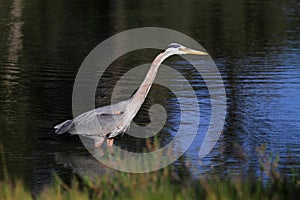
165 43 208 56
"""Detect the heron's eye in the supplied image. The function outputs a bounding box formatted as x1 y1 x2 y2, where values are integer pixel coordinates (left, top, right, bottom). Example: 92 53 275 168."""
167 43 181 49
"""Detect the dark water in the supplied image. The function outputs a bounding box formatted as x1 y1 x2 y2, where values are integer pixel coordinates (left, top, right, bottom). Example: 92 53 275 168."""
0 0 300 193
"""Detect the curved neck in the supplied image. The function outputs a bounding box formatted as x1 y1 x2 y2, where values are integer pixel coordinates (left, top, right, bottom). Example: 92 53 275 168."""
123 51 171 121
110 51 173 135
130 51 170 105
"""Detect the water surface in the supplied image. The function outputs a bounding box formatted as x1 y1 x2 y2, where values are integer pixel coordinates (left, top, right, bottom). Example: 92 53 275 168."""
0 0 299 193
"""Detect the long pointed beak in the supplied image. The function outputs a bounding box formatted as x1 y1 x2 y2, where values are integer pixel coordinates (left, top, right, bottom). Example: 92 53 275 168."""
184 48 208 55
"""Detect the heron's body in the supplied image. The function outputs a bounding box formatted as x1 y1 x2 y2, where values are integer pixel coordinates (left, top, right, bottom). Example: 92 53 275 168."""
55 100 129 146
54 43 207 147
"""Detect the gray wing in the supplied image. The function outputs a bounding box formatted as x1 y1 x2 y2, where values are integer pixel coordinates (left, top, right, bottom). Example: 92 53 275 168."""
54 100 129 137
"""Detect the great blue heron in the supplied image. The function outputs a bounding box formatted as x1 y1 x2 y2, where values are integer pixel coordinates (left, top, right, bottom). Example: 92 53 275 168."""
54 43 207 147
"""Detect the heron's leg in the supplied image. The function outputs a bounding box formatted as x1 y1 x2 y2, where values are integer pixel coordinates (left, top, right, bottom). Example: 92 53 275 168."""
94 137 105 148
107 138 114 147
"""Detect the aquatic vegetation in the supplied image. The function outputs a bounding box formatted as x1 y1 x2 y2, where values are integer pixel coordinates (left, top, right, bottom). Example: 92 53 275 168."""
0 144 299 199
1 164 299 200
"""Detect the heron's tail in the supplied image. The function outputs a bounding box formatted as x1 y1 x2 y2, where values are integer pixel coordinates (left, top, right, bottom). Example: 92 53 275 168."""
54 120 73 134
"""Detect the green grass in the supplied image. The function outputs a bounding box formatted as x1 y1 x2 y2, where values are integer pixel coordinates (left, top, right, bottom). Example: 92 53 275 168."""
0 144 299 199
0 166 299 200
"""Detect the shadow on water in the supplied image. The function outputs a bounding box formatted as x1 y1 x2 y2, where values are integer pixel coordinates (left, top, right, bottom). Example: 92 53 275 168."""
0 0 299 193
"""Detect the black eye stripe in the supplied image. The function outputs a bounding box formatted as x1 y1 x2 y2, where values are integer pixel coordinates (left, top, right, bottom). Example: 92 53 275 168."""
167 43 182 49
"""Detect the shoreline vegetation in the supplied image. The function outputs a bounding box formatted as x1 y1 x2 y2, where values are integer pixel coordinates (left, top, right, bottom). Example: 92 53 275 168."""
1 144 300 199
1 167 299 200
